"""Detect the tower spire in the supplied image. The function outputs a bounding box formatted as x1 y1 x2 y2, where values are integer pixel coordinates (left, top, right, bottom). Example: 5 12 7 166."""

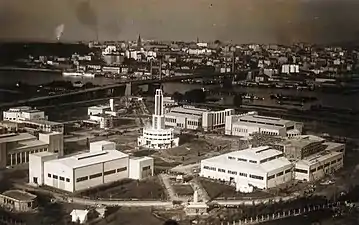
137 34 142 48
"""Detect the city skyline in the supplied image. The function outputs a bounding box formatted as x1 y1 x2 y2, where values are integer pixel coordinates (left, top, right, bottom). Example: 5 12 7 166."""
1 0 359 44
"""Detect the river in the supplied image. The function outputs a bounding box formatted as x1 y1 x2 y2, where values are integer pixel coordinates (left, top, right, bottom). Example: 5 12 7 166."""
0 71 358 110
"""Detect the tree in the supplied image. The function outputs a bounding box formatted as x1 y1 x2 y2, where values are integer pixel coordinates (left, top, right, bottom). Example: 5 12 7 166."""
172 91 183 102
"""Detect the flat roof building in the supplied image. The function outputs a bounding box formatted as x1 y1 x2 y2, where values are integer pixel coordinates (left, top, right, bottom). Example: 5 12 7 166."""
294 150 343 182
225 111 303 138
0 190 37 212
200 146 293 189
0 132 63 168
29 141 154 192
274 135 327 161
3 106 46 122
165 106 234 131
2 106 63 133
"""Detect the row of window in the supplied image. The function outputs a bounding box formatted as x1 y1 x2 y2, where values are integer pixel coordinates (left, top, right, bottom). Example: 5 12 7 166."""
227 156 258 164
204 166 265 180
76 167 127 183
260 154 284 164
310 157 342 173
239 119 283 128
7 148 48 166
261 130 278 136
267 169 292 180
48 173 71 182
143 132 172 137
165 118 176 123
143 137 174 141
233 128 248 133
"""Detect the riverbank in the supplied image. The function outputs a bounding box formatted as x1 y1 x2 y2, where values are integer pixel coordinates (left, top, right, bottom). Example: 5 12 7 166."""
0 66 62 73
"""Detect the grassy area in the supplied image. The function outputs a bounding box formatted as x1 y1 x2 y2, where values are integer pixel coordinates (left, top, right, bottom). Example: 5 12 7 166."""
79 177 167 200
173 185 194 196
132 149 157 157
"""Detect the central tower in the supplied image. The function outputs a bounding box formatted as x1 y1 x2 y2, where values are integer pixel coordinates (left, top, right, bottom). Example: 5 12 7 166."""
152 89 165 130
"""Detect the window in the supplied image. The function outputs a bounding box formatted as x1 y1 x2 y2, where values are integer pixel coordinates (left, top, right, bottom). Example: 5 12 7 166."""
53 175 58 179
143 166 151 171
337 158 342 162
249 160 257 164
228 170 237 175
76 176 88 183
228 156 235 160
295 169 308 174
48 173 51 178
117 167 127 173
89 173 102 179
310 168 316 173
237 158 247 162
59 176 65 181
104 169 116 176
249 174 264 180
267 175 275 180
276 172 284 177
285 169 291 174
66 178 70 182
324 163 330 167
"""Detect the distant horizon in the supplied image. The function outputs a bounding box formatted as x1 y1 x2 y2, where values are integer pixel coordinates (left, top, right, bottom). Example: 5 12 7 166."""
2 0 359 45
1 38 359 47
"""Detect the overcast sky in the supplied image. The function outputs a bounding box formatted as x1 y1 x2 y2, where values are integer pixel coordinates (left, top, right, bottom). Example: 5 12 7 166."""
1 0 359 44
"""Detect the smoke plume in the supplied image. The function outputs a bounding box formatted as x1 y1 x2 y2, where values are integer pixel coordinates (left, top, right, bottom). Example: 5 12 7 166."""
55 24 65 41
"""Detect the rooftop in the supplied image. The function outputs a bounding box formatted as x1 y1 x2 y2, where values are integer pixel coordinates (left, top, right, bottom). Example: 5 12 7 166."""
130 156 153 162
33 151 58 157
13 140 47 150
202 146 291 174
296 150 343 167
238 114 292 127
88 105 111 110
24 120 63 126
1 190 36 201
228 146 284 162
49 150 128 169
169 106 209 116
0 133 36 144
165 111 202 120
281 135 325 148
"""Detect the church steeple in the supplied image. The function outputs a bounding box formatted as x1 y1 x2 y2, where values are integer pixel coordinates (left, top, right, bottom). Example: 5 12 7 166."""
137 34 142 48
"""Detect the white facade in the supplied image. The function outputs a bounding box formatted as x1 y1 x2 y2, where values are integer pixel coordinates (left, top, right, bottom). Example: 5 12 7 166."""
200 146 293 189
138 89 179 150
89 115 114 129
225 112 303 138
87 105 111 116
29 141 132 192
29 151 58 186
38 132 64 156
129 157 154 180
3 106 46 122
282 64 299 74
202 109 234 131
294 150 344 182
165 106 234 131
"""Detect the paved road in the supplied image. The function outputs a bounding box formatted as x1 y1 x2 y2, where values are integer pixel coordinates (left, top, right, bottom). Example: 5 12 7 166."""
70 197 173 208
158 174 178 201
